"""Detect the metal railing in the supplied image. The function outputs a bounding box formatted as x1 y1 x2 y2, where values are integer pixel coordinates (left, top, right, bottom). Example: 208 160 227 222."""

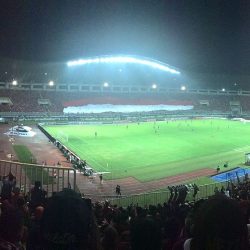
109 181 230 207
0 160 76 196
0 159 245 207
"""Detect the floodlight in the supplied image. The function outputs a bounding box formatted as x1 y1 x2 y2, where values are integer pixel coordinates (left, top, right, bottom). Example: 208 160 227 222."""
12 80 17 86
152 83 157 89
222 88 225 92
103 82 109 87
67 55 180 74
48 80 54 86
181 85 186 91
44 72 48 75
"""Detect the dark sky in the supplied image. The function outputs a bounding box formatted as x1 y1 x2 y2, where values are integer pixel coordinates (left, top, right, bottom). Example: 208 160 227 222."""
0 0 250 74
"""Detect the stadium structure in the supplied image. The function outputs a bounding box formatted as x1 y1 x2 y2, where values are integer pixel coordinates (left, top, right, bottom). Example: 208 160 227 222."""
0 55 250 204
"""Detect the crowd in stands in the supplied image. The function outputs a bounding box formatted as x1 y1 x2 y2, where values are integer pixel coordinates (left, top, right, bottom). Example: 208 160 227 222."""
0 171 250 250
1 89 250 115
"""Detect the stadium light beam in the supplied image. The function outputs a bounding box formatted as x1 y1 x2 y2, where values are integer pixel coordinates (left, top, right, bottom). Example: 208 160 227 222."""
103 82 109 87
181 85 186 91
222 88 225 92
67 55 180 75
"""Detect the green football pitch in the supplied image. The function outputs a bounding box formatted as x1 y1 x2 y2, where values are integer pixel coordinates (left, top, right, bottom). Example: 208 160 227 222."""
43 119 250 182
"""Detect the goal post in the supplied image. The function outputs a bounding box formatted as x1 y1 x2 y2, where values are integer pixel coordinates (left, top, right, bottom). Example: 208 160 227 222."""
245 153 250 165
56 131 69 143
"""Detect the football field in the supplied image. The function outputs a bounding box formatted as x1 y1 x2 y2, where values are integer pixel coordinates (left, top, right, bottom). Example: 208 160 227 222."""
43 119 250 182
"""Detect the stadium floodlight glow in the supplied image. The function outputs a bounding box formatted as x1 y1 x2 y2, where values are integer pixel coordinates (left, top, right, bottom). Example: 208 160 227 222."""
181 85 186 91
67 55 180 74
152 83 157 89
12 80 17 86
48 80 54 86
222 88 225 92
103 82 109 87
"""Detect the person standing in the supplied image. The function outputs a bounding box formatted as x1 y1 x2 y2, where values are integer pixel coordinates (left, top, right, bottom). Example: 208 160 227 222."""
115 185 121 196
193 183 199 200
1 172 16 200
216 166 220 173
99 174 103 184
0 176 3 195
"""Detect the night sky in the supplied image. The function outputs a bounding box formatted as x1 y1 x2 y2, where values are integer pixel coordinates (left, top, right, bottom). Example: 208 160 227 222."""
0 0 250 75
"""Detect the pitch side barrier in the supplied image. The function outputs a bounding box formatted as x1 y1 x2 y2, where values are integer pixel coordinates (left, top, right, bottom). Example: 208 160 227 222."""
38 122 102 166
0 110 231 122
38 123 89 175
38 113 229 128
110 180 230 207
0 159 76 196
82 180 229 206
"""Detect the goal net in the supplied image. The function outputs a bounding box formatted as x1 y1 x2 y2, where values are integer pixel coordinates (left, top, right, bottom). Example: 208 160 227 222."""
56 131 69 143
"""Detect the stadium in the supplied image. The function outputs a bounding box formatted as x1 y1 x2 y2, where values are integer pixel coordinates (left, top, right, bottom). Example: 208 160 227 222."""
2 2 250 249
1 54 250 206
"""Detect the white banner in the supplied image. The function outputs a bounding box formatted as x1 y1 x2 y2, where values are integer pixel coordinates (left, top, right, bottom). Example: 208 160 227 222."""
63 104 194 114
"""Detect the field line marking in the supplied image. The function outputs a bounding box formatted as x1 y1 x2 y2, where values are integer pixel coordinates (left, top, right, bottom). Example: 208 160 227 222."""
61 134 109 172
50 128 109 171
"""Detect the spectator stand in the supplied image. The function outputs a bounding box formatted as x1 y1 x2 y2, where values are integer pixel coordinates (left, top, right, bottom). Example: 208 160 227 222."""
0 159 76 197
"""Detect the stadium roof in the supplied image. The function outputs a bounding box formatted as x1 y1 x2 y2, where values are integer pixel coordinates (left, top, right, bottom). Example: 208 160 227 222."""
67 55 180 75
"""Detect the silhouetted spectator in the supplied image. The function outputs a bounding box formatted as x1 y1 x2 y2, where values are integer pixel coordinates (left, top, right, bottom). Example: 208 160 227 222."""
101 225 119 250
162 217 181 249
27 206 44 250
214 186 220 195
41 189 93 250
30 181 47 210
0 176 3 195
0 204 24 249
220 186 225 195
191 195 249 250
131 217 161 250
11 187 22 207
1 173 16 200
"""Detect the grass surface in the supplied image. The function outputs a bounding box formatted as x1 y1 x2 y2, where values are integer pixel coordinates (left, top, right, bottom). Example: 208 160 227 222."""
13 145 53 184
43 119 250 182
